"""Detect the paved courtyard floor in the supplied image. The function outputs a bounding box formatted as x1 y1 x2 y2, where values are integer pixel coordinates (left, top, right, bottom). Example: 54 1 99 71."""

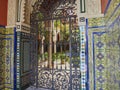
26 86 51 90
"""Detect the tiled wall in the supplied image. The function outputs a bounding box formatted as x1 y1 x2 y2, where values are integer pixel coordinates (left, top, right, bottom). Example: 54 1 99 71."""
16 31 32 90
16 25 37 90
0 27 15 90
105 0 120 89
87 18 106 90
0 27 6 90
87 0 120 90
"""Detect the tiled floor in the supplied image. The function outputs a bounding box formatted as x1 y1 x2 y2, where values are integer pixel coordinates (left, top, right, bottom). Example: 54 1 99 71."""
26 86 51 90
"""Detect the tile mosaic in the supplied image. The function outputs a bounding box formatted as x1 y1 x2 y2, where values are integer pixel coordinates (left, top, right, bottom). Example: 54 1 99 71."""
105 15 120 90
0 27 5 90
88 17 105 27
88 19 106 90
88 0 120 89
0 27 15 90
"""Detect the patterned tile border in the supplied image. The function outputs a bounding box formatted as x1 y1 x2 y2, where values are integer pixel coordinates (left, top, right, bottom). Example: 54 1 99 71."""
79 25 86 90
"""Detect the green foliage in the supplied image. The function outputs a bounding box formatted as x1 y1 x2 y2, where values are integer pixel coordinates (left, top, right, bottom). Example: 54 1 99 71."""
52 53 56 61
44 52 48 59
54 20 61 27
38 13 43 19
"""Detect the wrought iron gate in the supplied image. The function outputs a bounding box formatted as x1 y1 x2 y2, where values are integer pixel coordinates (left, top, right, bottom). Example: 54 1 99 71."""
31 15 81 90
30 1 81 90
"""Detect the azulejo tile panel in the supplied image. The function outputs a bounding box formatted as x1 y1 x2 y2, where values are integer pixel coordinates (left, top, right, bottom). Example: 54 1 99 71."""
105 0 120 89
88 17 106 90
88 17 105 27
88 0 120 89
16 31 33 90
93 32 107 90
80 26 86 90
88 27 106 90
105 15 120 90
0 27 6 90
0 27 15 90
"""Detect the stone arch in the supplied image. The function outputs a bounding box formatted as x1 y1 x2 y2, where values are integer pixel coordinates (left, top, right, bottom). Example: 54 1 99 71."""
17 0 37 24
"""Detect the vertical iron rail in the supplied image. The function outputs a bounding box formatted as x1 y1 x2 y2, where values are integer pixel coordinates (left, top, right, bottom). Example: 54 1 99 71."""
36 23 39 88
86 19 89 90
14 27 17 90
69 16 72 90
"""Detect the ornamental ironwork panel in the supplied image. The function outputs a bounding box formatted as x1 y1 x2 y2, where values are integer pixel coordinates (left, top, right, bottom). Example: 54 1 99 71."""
36 16 81 90
30 1 80 90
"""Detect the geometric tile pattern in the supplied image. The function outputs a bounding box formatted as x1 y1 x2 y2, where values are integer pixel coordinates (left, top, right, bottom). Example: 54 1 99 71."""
97 53 104 60
88 17 105 90
0 27 5 90
105 0 120 24
97 64 105 72
16 31 31 90
88 17 105 27
96 41 104 48
80 25 86 90
16 22 37 90
0 27 15 90
88 0 120 90
105 14 120 90
93 32 107 90
105 0 120 89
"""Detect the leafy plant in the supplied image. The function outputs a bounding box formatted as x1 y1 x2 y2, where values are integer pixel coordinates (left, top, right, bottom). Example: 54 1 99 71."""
52 53 56 62
44 52 48 60
60 53 65 64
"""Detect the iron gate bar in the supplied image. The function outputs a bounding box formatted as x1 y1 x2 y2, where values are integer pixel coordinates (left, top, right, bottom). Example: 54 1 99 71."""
69 17 72 90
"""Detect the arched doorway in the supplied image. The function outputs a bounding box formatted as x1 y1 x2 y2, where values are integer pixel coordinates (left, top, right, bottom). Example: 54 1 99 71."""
30 0 81 90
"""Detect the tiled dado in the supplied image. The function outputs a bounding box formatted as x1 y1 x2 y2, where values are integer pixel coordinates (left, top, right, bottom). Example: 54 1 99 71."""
105 0 120 89
0 27 15 90
105 19 120 90
16 24 33 90
87 13 106 90
0 27 5 90
88 26 106 90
